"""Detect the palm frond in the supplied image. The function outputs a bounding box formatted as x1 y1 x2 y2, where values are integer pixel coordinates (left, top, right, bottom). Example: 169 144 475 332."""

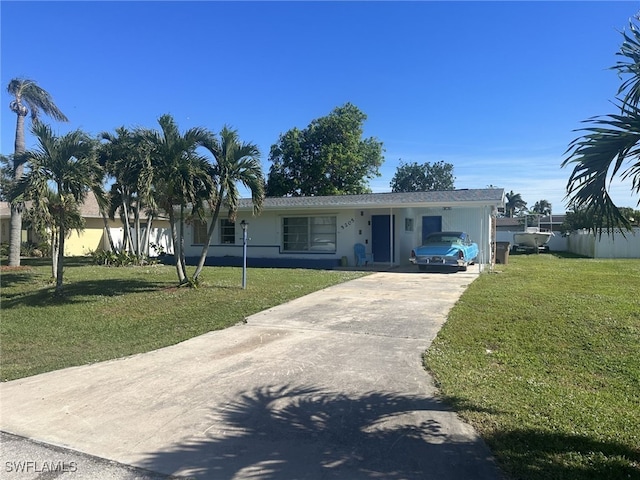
563 108 640 234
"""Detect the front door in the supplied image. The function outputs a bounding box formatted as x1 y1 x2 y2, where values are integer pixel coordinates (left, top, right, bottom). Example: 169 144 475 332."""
372 215 395 263
422 216 442 244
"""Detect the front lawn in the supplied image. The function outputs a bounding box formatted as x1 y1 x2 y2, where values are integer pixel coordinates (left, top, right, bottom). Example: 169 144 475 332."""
425 254 640 480
0 258 366 381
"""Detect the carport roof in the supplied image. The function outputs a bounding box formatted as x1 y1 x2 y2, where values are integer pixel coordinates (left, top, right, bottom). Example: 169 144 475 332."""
239 188 505 211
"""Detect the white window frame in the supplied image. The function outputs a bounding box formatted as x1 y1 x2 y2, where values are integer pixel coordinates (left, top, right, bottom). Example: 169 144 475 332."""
282 216 337 253
220 219 236 244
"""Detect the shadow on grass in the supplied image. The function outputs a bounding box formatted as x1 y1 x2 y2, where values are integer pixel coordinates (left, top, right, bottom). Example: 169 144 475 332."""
137 385 504 480
486 428 640 480
0 278 168 308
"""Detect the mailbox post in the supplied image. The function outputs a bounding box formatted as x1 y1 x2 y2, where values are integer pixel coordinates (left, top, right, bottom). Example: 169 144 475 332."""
241 220 248 289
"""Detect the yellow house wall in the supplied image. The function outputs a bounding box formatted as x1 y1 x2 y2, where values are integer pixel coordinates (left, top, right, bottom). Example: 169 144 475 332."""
64 218 106 256
65 218 172 256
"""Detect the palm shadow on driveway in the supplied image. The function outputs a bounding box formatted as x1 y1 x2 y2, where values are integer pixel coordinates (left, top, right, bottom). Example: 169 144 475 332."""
138 385 504 480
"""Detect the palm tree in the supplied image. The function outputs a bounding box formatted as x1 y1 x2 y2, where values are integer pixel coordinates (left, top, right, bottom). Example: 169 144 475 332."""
563 18 640 234
14 123 103 295
99 127 155 259
7 78 68 266
531 199 552 216
141 114 214 284
192 126 264 283
505 191 527 218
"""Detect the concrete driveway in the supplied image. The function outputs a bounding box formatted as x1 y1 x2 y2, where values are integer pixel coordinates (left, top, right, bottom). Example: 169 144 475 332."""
0 266 504 480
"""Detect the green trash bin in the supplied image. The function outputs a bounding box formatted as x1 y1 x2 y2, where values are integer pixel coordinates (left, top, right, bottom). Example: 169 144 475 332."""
495 242 510 264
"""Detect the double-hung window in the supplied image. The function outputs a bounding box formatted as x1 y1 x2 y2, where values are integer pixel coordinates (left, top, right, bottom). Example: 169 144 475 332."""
283 216 336 252
220 219 235 244
192 219 208 245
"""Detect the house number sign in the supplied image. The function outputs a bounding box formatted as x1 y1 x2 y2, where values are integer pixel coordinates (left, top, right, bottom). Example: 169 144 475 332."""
341 218 355 230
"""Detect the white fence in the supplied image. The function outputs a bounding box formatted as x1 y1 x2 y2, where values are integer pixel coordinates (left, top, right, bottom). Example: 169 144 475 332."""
496 228 640 258
108 227 173 256
567 228 640 259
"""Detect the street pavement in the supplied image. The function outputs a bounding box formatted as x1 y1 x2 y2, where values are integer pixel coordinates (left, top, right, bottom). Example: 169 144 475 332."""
0 266 505 479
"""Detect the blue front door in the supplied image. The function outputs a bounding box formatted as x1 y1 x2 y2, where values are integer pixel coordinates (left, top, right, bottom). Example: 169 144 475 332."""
372 215 395 262
422 216 442 243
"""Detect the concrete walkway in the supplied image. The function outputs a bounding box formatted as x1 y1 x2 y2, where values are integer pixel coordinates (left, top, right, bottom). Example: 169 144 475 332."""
0 267 504 479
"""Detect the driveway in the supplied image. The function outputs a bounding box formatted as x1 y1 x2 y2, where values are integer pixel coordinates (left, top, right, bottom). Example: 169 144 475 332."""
0 267 504 479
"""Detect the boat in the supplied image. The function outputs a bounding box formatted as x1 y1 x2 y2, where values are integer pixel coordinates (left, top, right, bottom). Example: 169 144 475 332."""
512 214 554 251
513 227 553 250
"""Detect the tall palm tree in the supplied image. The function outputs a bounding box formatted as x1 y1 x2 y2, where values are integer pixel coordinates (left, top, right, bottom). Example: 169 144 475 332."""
141 114 213 284
563 18 640 234
505 191 527 218
7 78 68 266
192 126 264 283
14 123 103 296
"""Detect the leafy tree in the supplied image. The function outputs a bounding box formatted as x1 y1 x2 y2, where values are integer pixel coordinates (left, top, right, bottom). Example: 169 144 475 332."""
140 114 214 285
563 18 640 235
191 126 264 284
531 199 552 216
562 204 640 233
390 160 455 192
7 78 68 266
266 103 384 196
13 123 103 296
505 191 527 217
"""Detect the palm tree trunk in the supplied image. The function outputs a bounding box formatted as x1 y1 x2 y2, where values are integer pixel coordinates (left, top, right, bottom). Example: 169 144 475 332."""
167 207 186 284
8 113 27 267
51 226 59 281
178 204 188 281
100 209 117 252
134 202 141 260
121 196 135 254
55 217 65 296
142 212 153 257
192 188 225 281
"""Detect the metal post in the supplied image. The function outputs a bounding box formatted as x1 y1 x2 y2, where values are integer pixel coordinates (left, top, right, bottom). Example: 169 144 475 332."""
241 220 248 289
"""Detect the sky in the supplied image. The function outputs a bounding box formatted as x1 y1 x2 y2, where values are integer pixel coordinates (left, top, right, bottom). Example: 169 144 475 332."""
2 1 640 213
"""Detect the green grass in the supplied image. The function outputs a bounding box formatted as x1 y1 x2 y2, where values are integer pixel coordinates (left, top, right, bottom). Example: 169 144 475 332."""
425 253 640 480
0 258 366 381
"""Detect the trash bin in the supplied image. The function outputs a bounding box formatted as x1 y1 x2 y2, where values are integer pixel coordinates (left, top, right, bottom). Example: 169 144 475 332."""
341 256 348 267
495 242 510 264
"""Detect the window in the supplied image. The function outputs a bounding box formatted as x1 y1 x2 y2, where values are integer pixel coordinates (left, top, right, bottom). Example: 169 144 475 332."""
283 216 336 252
220 219 235 244
192 219 208 245
405 218 414 232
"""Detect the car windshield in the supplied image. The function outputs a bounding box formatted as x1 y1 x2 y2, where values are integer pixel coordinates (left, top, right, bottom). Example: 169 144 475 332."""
426 234 462 244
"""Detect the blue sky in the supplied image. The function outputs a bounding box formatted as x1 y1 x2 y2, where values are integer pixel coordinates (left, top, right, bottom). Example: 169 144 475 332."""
2 1 639 213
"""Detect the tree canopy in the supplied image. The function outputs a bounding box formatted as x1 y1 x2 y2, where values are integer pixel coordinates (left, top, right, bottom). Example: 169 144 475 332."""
390 160 455 192
266 103 384 196
505 191 527 217
530 199 552 216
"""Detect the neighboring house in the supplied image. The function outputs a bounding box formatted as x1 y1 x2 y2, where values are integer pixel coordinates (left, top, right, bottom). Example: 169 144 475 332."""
181 188 505 270
0 194 172 257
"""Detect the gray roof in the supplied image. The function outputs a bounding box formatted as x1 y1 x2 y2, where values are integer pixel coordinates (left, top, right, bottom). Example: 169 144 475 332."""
239 188 505 211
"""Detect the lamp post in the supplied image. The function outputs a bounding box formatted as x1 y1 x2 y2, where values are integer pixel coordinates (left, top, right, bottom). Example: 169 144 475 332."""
241 220 248 289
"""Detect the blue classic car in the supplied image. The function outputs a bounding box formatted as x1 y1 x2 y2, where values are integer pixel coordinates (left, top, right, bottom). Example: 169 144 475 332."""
409 231 479 272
